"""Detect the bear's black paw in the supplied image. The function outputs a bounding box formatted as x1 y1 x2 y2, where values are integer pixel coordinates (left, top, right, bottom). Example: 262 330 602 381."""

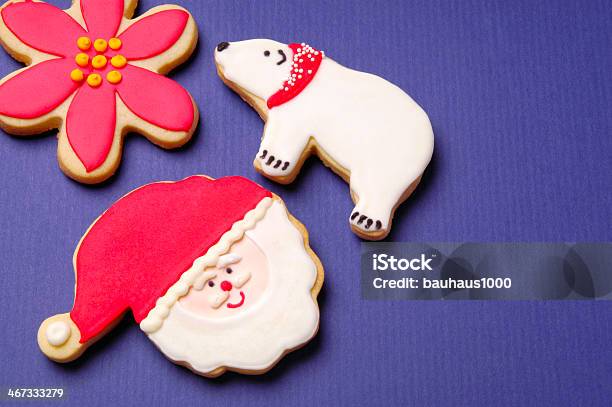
259 150 290 173
349 211 382 231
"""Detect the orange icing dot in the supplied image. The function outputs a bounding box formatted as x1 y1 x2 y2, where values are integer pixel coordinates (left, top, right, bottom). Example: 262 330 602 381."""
106 70 122 84
86 73 102 88
91 55 108 69
75 53 89 67
70 69 84 82
77 36 91 50
109 38 122 50
110 54 127 68
93 38 108 52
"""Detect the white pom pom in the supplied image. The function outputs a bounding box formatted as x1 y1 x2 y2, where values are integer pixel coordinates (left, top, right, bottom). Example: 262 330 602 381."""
46 321 71 346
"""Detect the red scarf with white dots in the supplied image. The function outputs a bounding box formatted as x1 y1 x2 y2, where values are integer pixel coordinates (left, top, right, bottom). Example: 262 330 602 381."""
267 43 324 109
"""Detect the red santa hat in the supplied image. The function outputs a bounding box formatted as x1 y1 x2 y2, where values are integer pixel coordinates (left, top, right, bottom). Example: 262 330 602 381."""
39 176 271 360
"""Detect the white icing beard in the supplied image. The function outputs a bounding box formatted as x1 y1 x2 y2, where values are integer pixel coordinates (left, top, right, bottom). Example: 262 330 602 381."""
214 39 293 100
146 201 319 375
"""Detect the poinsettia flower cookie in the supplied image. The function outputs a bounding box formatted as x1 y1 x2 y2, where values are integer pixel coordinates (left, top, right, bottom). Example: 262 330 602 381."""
38 176 324 377
0 0 198 183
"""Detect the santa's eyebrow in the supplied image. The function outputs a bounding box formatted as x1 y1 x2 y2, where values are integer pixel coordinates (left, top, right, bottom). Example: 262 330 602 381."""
216 253 242 268
193 271 217 291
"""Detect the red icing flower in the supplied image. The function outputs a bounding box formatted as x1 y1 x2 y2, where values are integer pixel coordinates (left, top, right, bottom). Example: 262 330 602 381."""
0 0 197 177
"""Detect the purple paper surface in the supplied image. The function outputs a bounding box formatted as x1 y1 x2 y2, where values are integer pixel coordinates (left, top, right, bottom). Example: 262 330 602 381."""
0 0 611 406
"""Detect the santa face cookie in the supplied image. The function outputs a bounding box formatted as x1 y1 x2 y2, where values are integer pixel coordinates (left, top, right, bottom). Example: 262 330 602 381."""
0 0 198 184
215 39 434 240
38 176 323 377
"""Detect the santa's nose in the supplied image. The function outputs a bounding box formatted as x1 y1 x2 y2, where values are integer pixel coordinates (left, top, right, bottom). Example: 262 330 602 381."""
220 280 233 292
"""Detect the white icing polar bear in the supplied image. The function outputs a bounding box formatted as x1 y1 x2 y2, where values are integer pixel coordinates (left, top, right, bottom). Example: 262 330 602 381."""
215 39 434 240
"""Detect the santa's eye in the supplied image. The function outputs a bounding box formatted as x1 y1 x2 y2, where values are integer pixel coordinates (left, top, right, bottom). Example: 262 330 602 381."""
264 50 270 57
208 281 215 288
226 267 233 274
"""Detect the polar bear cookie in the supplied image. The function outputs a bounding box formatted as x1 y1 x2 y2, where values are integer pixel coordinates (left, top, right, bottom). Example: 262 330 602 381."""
0 0 198 184
37 175 323 377
215 39 434 240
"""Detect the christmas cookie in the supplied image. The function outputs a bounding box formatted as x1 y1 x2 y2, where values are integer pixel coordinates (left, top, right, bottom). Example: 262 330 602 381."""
38 176 323 377
0 0 198 184
215 39 434 240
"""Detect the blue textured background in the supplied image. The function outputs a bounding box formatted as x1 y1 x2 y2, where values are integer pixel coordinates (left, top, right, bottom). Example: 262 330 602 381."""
1 0 611 405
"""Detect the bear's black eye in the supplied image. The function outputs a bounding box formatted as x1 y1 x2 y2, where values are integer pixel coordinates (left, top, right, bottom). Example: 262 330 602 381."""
226 267 233 274
264 50 270 57
208 281 215 287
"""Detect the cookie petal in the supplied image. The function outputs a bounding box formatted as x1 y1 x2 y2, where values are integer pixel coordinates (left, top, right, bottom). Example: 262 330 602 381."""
79 0 124 39
116 65 193 132
0 58 79 119
1 1 86 57
118 9 189 60
66 85 117 172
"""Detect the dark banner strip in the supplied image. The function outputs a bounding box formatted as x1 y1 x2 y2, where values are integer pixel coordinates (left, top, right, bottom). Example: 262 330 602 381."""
361 243 612 300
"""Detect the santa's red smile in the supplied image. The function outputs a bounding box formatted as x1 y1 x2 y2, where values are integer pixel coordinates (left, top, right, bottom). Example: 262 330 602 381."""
227 291 245 308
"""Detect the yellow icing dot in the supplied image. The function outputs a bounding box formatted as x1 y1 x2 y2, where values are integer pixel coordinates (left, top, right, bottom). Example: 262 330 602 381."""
75 53 89 67
91 55 108 69
110 54 127 69
109 38 122 50
93 38 108 52
87 73 102 88
70 69 84 82
106 70 122 84
77 36 91 50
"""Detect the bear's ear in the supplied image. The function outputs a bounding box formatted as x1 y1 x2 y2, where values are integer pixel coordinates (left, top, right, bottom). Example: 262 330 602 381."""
276 49 287 65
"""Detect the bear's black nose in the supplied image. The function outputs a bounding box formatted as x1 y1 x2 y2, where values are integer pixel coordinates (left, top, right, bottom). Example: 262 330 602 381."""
216 42 230 52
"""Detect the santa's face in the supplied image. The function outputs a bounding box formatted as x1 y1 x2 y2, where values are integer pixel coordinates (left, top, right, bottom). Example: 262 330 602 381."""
178 237 269 318
146 200 320 376
214 39 293 100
